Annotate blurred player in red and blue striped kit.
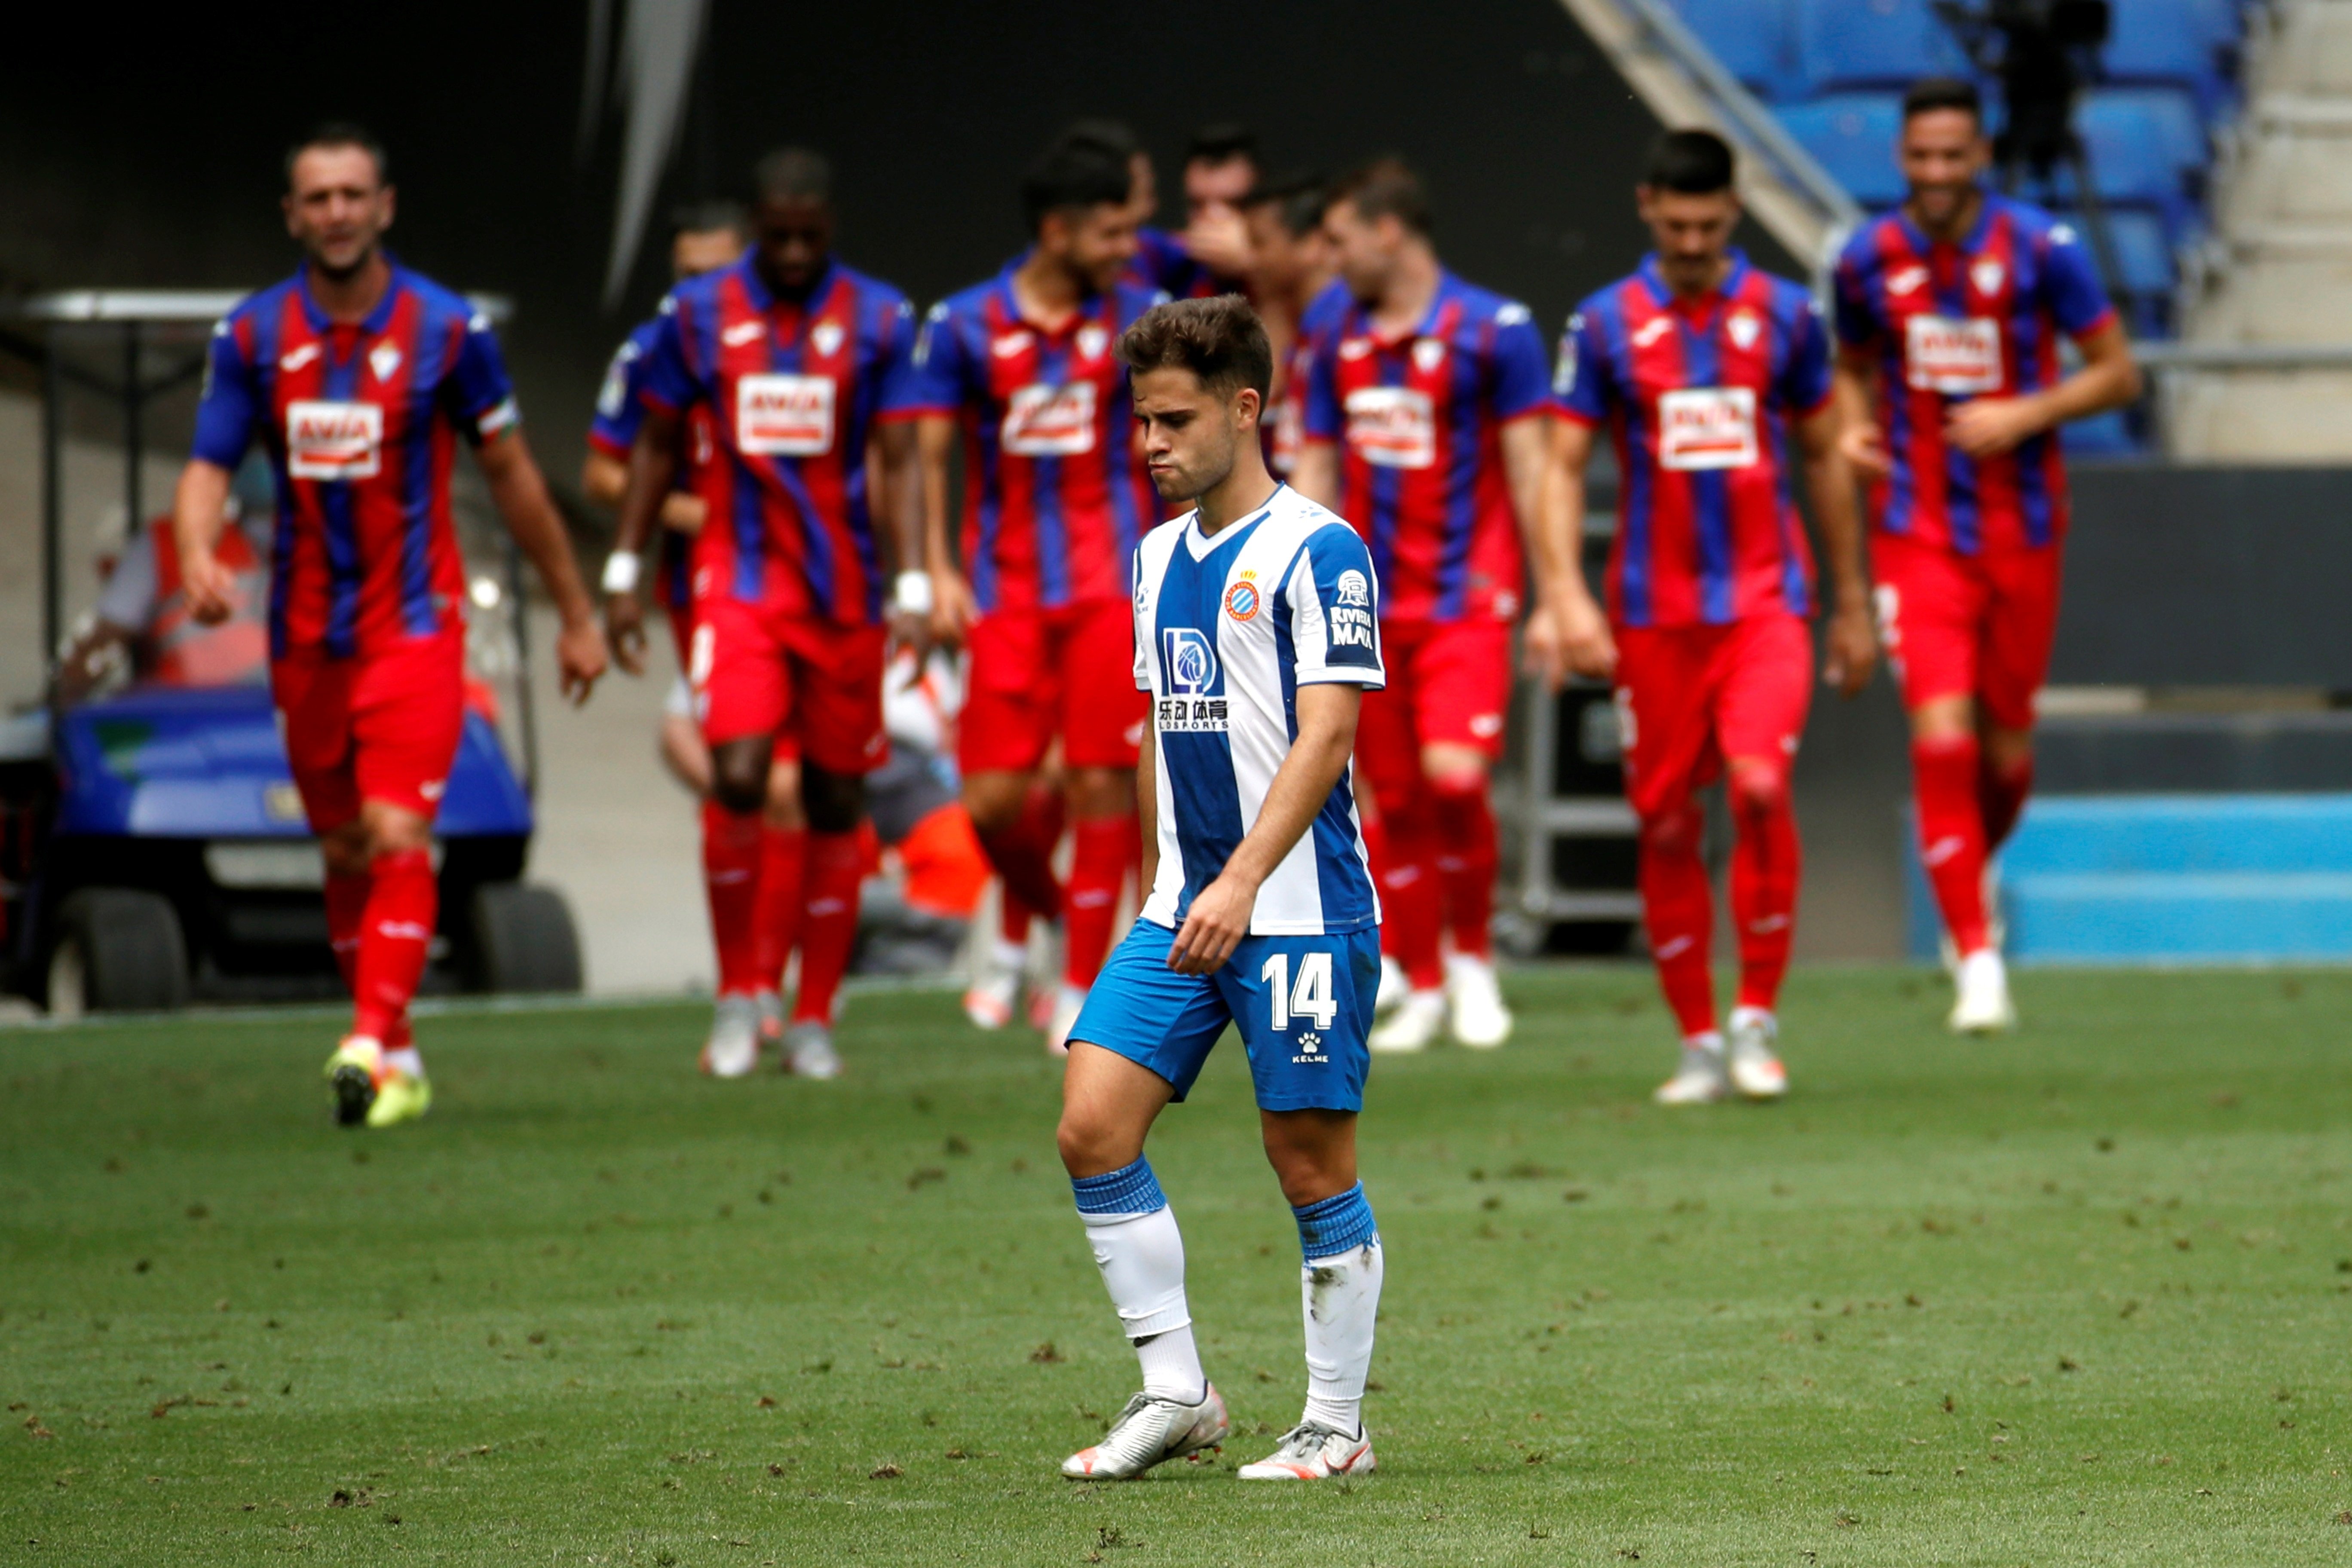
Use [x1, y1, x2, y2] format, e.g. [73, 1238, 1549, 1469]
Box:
[1550, 129, 1876, 1104]
[172, 123, 609, 1127]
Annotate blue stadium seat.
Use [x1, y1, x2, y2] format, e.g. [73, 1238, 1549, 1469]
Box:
[1793, 0, 1965, 96]
[1777, 93, 1908, 208]
[2058, 206, 2177, 306]
[2102, 0, 2239, 120]
[2027, 91, 2205, 243]
[1665, 0, 1800, 101]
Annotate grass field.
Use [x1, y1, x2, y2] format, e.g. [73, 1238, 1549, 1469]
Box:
[3, 966, 2349, 1566]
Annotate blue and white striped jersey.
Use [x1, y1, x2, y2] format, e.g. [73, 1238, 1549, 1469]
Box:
[1132, 484, 1386, 936]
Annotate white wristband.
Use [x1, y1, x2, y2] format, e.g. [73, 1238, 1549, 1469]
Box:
[601, 550, 642, 596]
[892, 570, 935, 617]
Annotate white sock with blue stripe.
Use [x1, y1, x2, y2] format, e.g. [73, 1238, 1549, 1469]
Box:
[1293, 1182, 1383, 1436]
[1073, 1158, 1204, 1403]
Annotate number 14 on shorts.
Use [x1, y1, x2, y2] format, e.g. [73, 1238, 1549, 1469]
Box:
[1263, 951, 1340, 1035]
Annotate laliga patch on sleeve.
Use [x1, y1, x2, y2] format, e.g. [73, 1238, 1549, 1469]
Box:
[1904, 315, 2003, 395]
[285, 400, 383, 480]
[735, 373, 836, 456]
[1000, 382, 1098, 456]
[1341, 386, 1436, 469]
[1656, 387, 1759, 472]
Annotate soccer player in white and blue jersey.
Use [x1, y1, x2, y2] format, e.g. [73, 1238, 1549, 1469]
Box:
[1054, 296, 1387, 1483]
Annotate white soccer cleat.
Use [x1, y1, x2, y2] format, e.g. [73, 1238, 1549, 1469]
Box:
[698, 995, 761, 1079]
[1443, 953, 1512, 1049]
[1045, 983, 1086, 1057]
[962, 970, 1019, 1031]
[781, 1020, 843, 1079]
[1373, 954, 1409, 1015]
[1654, 1036, 1730, 1106]
[1725, 1007, 1788, 1100]
[1060, 1385, 1230, 1480]
[1236, 1420, 1376, 1480]
[1368, 989, 1445, 1054]
[1948, 949, 2016, 1035]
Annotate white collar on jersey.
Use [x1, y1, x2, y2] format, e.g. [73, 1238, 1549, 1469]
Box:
[1182, 483, 1289, 560]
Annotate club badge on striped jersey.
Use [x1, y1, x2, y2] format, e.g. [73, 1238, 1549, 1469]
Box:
[1224, 579, 1261, 622]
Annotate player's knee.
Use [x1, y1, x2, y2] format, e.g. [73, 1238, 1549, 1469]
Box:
[1366, 774, 1422, 826]
[1727, 763, 1789, 824]
[961, 772, 1029, 836]
[1066, 767, 1131, 821]
[361, 805, 430, 859]
[1424, 769, 1486, 812]
[319, 824, 371, 877]
[1055, 1105, 1132, 1179]
[1641, 802, 1704, 858]
[802, 766, 864, 836]
[709, 739, 770, 815]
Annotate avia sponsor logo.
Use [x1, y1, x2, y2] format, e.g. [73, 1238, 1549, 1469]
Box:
[810, 320, 845, 358]
[368, 340, 402, 383]
[1904, 314, 2003, 395]
[1001, 382, 1096, 456]
[1224, 579, 1262, 622]
[1341, 386, 1435, 470]
[285, 399, 383, 481]
[1162, 627, 1219, 695]
[1656, 386, 1759, 472]
[735, 372, 836, 456]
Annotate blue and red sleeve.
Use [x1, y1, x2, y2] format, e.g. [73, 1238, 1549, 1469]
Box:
[444, 310, 520, 442]
[1550, 301, 1612, 427]
[587, 330, 654, 459]
[872, 292, 931, 420]
[1780, 295, 1835, 416]
[190, 315, 259, 469]
[1488, 304, 1553, 423]
[637, 294, 701, 415]
[1302, 327, 1344, 442]
[1831, 241, 1879, 352]
[2041, 219, 2116, 340]
[899, 300, 974, 418]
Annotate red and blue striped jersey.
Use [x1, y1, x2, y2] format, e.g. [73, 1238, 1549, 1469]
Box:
[639, 254, 922, 625]
[902, 259, 1167, 613]
[1833, 193, 2114, 555]
[1554, 252, 1829, 629]
[1302, 270, 1551, 624]
[1130, 225, 1220, 300]
[190, 263, 516, 659]
[589, 316, 714, 615]
[1269, 279, 1350, 480]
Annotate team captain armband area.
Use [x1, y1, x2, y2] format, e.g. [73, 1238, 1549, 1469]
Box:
[3, 968, 2343, 1562]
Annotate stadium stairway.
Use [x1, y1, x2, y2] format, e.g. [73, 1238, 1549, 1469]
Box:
[2179, 0, 2352, 458]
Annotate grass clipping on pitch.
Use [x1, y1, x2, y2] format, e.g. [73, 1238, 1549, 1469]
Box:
[1, 968, 2349, 1565]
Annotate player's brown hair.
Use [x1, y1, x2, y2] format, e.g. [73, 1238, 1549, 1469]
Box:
[1903, 75, 1984, 128]
[285, 122, 387, 189]
[1118, 295, 1273, 404]
[1330, 156, 1433, 239]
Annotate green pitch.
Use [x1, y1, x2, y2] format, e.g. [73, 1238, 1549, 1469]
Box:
[3, 968, 2348, 1565]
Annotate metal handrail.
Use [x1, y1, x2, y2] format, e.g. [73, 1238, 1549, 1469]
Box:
[1615, 0, 1866, 234]
[2132, 342, 2352, 371]
[2, 290, 514, 324]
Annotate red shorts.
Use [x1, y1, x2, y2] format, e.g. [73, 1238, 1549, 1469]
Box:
[271, 630, 466, 832]
[1872, 532, 2063, 732]
[1354, 616, 1514, 800]
[959, 597, 1148, 774]
[1614, 614, 1812, 820]
[690, 596, 886, 775]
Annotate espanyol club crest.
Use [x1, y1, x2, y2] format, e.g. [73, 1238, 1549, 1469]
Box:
[1077, 323, 1109, 361]
[1971, 258, 2006, 297]
[368, 341, 402, 383]
[1411, 337, 1445, 373]
[810, 320, 844, 358]
[1224, 579, 1261, 622]
[1727, 310, 1761, 351]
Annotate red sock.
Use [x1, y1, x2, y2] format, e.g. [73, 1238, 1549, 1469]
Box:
[701, 799, 766, 997]
[1430, 779, 1498, 961]
[325, 870, 368, 995]
[1064, 813, 1136, 990]
[1638, 802, 1716, 1037]
[352, 848, 435, 1043]
[1980, 751, 2034, 854]
[754, 825, 807, 994]
[1377, 791, 1445, 991]
[790, 830, 865, 1026]
[1913, 735, 1991, 955]
[1727, 765, 1801, 1014]
[976, 787, 1064, 924]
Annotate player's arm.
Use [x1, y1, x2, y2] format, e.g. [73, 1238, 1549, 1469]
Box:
[913, 414, 974, 643]
[1289, 441, 1339, 512]
[1831, 347, 1890, 481]
[876, 419, 928, 652]
[476, 428, 609, 704]
[1503, 414, 1577, 691]
[582, 445, 704, 533]
[1945, 317, 2142, 459]
[1545, 415, 1616, 682]
[604, 404, 683, 677]
[1167, 682, 1360, 976]
[1794, 402, 1877, 698]
[170, 462, 238, 625]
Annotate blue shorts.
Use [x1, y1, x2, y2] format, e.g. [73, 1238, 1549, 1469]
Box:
[1070, 919, 1381, 1113]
